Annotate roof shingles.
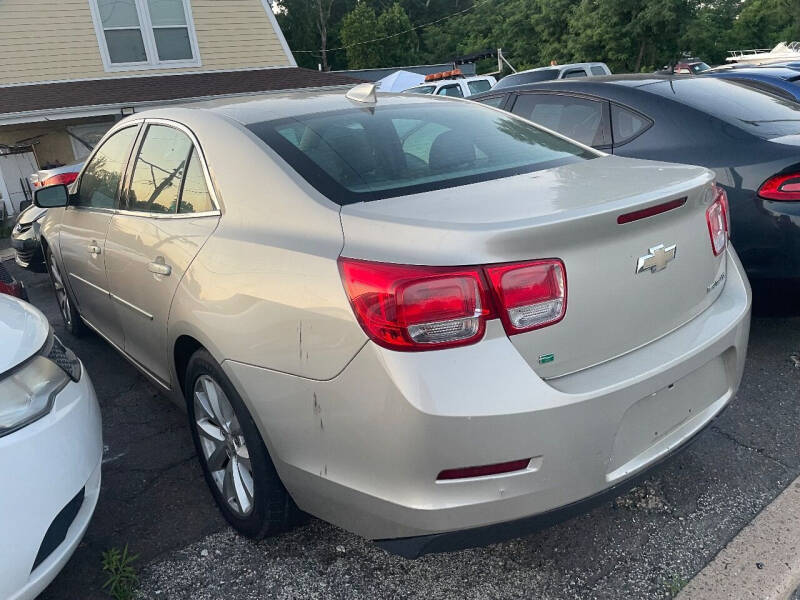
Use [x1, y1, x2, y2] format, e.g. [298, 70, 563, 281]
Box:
[0, 68, 361, 116]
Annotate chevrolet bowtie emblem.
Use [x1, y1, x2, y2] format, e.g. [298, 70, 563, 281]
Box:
[636, 243, 677, 274]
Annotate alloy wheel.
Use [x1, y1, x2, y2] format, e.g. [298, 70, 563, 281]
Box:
[49, 253, 72, 328]
[193, 374, 255, 517]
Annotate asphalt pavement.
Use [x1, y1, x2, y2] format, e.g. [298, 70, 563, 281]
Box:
[7, 261, 800, 600]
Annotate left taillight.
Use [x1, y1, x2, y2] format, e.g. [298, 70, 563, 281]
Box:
[758, 172, 800, 201]
[337, 259, 493, 351]
[706, 183, 729, 257]
[338, 257, 567, 351]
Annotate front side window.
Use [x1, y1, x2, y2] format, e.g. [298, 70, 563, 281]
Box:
[512, 94, 611, 147]
[475, 95, 506, 108]
[247, 101, 597, 204]
[76, 126, 139, 209]
[91, 0, 199, 69]
[437, 85, 464, 98]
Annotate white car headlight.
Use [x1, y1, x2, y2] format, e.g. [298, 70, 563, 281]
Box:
[0, 331, 81, 437]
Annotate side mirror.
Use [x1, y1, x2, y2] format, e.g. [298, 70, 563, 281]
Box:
[34, 184, 69, 208]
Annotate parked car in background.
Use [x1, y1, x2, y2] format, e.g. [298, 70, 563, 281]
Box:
[34, 87, 750, 557]
[673, 60, 711, 74]
[30, 162, 83, 190]
[492, 62, 612, 90]
[0, 260, 26, 299]
[11, 204, 48, 272]
[472, 75, 800, 280]
[403, 69, 496, 97]
[12, 162, 83, 272]
[703, 66, 800, 101]
[0, 294, 102, 600]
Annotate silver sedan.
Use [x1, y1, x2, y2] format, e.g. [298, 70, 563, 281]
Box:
[34, 86, 751, 557]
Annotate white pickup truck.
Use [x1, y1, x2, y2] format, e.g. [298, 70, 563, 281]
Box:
[403, 69, 497, 98]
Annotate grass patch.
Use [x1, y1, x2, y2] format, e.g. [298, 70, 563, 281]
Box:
[101, 545, 139, 600]
[663, 573, 689, 597]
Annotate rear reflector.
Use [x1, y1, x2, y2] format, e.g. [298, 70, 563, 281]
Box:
[758, 172, 800, 201]
[617, 197, 686, 224]
[437, 458, 531, 481]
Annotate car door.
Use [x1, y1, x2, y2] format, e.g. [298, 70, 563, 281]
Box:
[104, 121, 220, 385]
[58, 124, 140, 346]
[509, 92, 612, 151]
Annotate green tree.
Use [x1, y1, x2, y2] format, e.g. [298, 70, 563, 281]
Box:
[341, 3, 382, 68]
[377, 3, 419, 66]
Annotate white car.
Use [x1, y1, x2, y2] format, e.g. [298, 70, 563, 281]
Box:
[403, 72, 497, 97]
[492, 62, 612, 89]
[0, 295, 102, 600]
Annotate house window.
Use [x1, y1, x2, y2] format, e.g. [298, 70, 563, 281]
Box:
[89, 0, 200, 70]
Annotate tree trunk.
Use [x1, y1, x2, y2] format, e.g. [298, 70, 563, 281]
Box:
[634, 40, 646, 72]
[317, 1, 329, 71]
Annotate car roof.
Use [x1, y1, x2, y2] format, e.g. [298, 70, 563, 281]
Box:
[478, 73, 686, 95]
[513, 62, 606, 75]
[147, 88, 452, 125]
[709, 66, 800, 80]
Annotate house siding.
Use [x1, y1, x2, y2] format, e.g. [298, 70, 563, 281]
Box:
[0, 0, 292, 86]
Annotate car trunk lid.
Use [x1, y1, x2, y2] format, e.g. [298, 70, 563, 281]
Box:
[339, 156, 723, 378]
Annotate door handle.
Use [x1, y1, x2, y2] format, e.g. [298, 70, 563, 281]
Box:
[148, 259, 172, 276]
[88, 244, 101, 255]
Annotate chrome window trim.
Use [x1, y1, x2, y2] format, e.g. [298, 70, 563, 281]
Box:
[123, 118, 222, 218]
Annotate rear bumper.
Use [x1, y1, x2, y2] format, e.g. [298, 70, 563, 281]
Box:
[224, 246, 751, 545]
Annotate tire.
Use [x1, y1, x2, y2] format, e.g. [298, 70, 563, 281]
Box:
[45, 247, 86, 337]
[185, 349, 298, 538]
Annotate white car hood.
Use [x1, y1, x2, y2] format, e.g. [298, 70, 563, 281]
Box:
[0, 295, 49, 374]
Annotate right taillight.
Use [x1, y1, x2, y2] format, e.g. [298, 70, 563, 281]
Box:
[706, 184, 729, 257]
[758, 172, 800, 201]
[338, 257, 566, 351]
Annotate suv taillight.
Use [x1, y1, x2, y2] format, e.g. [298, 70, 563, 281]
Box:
[706, 184, 729, 257]
[338, 257, 567, 351]
[758, 172, 800, 201]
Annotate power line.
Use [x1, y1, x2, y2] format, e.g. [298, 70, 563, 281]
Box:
[291, 0, 497, 54]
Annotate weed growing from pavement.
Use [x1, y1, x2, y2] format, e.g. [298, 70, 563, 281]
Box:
[663, 573, 689, 597]
[101, 544, 139, 600]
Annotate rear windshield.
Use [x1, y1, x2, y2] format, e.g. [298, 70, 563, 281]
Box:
[647, 78, 800, 138]
[247, 102, 595, 204]
[494, 69, 560, 89]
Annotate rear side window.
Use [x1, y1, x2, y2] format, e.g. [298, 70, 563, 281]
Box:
[127, 125, 192, 213]
[437, 84, 464, 98]
[590, 66, 607, 76]
[562, 69, 588, 79]
[247, 102, 596, 204]
[76, 126, 138, 209]
[467, 80, 492, 95]
[725, 78, 796, 102]
[179, 150, 214, 214]
[610, 104, 652, 145]
[511, 94, 611, 147]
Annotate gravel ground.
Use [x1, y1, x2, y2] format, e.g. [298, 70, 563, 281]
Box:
[9, 259, 800, 600]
